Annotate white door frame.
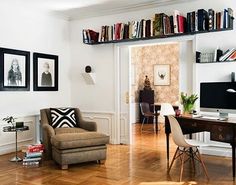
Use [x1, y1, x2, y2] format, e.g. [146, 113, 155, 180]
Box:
[113, 36, 196, 145]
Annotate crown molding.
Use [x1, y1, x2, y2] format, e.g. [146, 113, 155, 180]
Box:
[57, 0, 195, 21]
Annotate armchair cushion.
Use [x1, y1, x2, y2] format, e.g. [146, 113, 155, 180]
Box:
[51, 132, 109, 150]
[54, 127, 86, 135]
[50, 108, 77, 128]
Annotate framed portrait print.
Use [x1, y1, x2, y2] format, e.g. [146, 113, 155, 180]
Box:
[33, 53, 58, 91]
[0, 48, 30, 91]
[154, 64, 170, 86]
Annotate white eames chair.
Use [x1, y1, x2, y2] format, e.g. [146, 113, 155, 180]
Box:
[167, 115, 209, 182]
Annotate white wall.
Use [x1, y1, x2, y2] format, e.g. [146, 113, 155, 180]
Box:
[70, 0, 236, 113]
[0, 3, 71, 117]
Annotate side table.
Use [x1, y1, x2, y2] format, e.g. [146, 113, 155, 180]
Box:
[3, 126, 29, 162]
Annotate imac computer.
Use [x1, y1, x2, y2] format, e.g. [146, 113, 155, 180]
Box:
[200, 82, 236, 120]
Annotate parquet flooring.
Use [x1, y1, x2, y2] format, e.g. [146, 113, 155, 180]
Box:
[0, 123, 234, 185]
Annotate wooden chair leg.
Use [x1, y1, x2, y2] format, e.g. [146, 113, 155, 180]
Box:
[190, 147, 196, 173]
[196, 148, 209, 180]
[179, 149, 185, 182]
[168, 147, 179, 172]
[141, 118, 146, 132]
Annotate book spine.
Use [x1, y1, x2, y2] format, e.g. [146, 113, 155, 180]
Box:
[169, 16, 174, 34]
[173, 10, 180, 33]
[228, 8, 234, 28]
[186, 13, 191, 33]
[220, 11, 224, 29]
[154, 13, 164, 36]
[192, 11, 196, 32]
[208, 9, 215, 31]
[223, 9, 228, 29]
[195, 12, 198, 31]
[197, 9, 203, 31]
[145, 20, 151, 37]
[143, 20, 146, 38]
[150, 18, 154, 37]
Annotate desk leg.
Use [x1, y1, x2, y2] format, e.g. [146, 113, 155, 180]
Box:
[166, 133, 170, 167]
[155, 113, 158, 134]
[232, 143, 235, 180]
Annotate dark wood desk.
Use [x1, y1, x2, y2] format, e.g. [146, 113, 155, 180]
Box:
[165, 116, 236, 179]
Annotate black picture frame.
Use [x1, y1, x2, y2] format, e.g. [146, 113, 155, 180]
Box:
[33, 53, 58, 91]
[0, 48, 30, 91]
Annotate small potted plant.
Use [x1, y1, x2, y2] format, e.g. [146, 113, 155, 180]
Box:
[180, 92, 198, 115]
[3, 116, 16, 127]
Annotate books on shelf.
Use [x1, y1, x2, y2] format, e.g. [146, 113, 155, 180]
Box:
[219, 48, 236, 61]
[83, 7, 234, 44]
[22, 144, 44, 167]
[82, 29, 99, 43]
[197, 48, 236, 63]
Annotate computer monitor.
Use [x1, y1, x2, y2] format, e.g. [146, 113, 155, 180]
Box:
[200, 82, 236, 118]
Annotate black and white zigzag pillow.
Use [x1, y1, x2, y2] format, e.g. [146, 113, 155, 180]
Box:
[50, 108, 77, 128]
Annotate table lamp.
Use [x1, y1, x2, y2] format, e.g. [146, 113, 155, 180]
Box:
[160, 103, 175, 116]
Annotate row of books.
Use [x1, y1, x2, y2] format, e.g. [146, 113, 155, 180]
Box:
[197, 48, 236, 63]
[83, 8, 234, 44]
[22, 144, 44, 167]
[99, 20, 153, 42]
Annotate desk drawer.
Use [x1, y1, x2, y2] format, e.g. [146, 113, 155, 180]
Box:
[210, 125, 233, 142]
[178, 119, 206, 134]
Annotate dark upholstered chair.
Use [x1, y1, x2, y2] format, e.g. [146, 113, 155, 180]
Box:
[40, 108, 109, 169]
[140, 102, 157, 132]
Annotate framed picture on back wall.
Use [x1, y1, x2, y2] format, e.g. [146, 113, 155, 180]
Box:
[33, 53, 58, 91]
[0, 48, 30, 91]
[154, 64, 170, 86]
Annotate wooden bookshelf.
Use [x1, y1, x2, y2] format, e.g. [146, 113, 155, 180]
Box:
[84, 27, 233, 45]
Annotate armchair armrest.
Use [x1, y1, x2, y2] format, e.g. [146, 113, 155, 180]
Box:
[42, 124, 55, 137]
[41, 124, 55, 160]
[79, 120, 97, 132]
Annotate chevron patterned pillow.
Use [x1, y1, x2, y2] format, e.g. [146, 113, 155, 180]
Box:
[50, 108, 77, 128]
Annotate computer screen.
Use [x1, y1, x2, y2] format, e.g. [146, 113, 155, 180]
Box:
[200, 82, 236, 112]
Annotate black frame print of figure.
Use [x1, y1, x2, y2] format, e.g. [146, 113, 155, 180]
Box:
[33, 53, 58, 91]
[0, 48, 30, 91]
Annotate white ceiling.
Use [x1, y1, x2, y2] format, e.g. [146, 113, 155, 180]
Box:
[9, 0, 196, 20]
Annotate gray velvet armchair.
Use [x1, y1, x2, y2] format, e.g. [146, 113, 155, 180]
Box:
[40, 108, 109, 169]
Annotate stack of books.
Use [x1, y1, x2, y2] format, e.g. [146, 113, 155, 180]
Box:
[83, 7, 234, 44]
[219, 48, 236, 62]
[22, 144, 44, 167]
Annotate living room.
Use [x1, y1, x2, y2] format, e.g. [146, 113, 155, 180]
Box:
[0, 0, 236, 184]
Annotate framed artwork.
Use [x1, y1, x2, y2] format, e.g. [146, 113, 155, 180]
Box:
[154, 64, 170, 86]
[0, 48, 30, 91]
[33, 53, 58, 91]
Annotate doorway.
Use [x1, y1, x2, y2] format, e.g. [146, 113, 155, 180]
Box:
[115, 38, 195, 145]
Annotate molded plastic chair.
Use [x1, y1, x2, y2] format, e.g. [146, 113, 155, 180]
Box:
[167, 115, 209, 182]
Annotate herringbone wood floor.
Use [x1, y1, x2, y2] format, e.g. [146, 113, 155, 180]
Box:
[0, 124, 234, 185]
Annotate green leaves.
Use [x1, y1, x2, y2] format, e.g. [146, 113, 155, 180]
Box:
[181, 92, 198, 114]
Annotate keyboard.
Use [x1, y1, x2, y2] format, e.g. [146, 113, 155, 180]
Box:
[201, 116, 219, 120]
